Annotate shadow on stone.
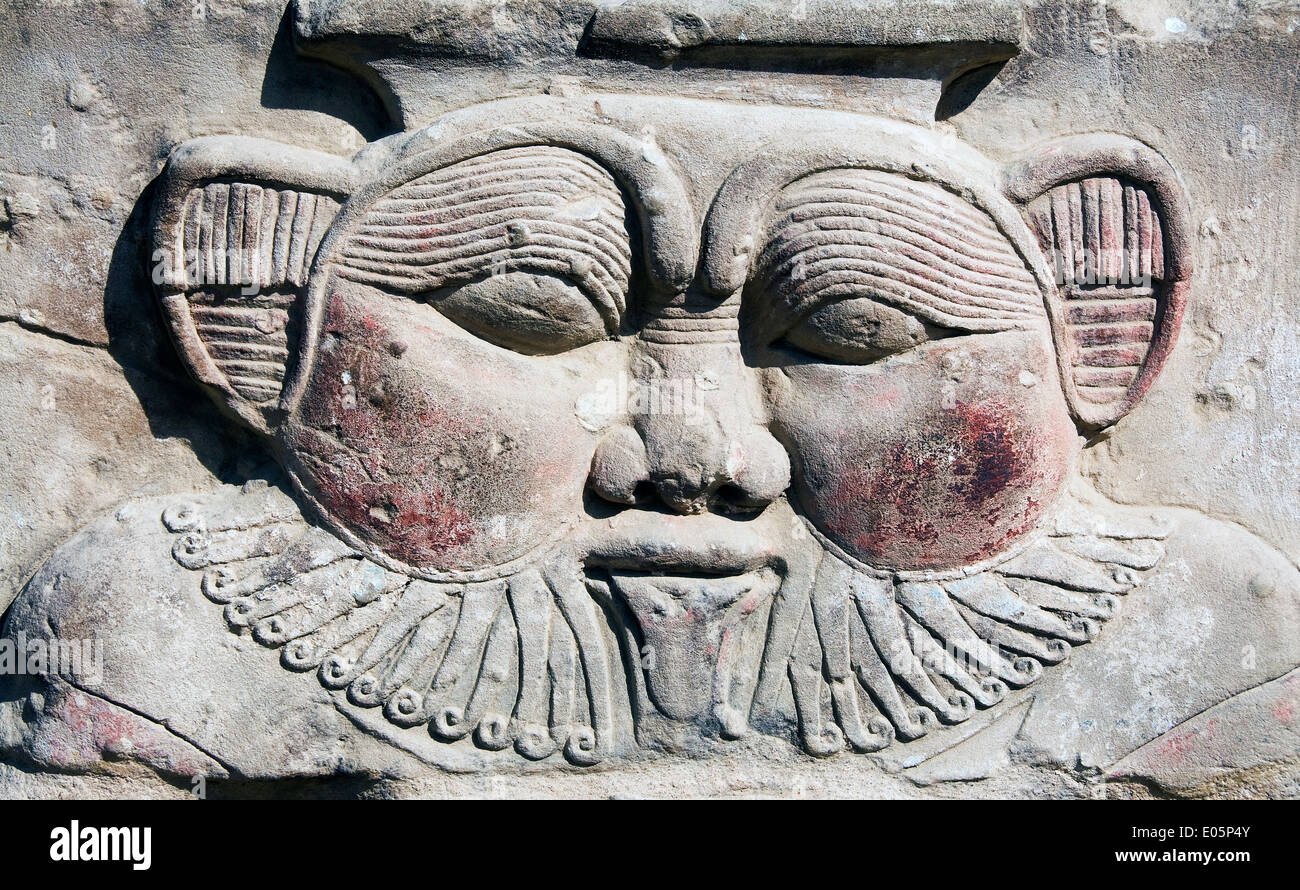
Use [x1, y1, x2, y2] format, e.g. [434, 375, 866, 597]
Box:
[260, 6, 397, 143]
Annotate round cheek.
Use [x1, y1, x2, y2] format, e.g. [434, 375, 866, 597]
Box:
[279, 287, 596, 574]
[775, 332, 1077, 572]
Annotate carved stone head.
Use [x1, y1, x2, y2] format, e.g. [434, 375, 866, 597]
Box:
[147, 0, 1192, 762]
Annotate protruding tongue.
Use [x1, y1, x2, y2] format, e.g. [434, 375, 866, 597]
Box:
[605, 570, 770, 720]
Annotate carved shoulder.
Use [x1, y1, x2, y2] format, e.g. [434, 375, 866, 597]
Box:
[0, 485, 424, 785]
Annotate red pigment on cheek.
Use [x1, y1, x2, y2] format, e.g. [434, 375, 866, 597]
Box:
[290, 293, 481, 564]
[294, 288, 594, 570]
[824, 401, 1053, 569]
[337, 482, 475, 558]
[286, 421, 479, 566]
[948, 403, 1033, 510]
[316, 295, 476, 448]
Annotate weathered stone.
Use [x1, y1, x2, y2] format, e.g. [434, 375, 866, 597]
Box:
[1, 0, 1297, 799]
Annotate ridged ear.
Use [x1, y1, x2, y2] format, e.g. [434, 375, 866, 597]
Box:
[1004, 135, 1192, 430]
[151, 137, 356, 433]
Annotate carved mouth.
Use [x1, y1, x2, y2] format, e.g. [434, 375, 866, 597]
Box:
[586, 565, 780, 724]
[576, 509, 789, 725]
[576, 507, 783, 575]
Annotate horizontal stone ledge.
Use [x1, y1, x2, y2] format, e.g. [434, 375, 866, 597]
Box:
[293, 0, 1024, 59]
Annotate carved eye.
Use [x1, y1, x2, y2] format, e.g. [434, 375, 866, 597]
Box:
[779, 296, 951, 364]
[428, 271, 611, 355]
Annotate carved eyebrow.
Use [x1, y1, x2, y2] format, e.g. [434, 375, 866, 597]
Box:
[755, 169, 1045, 333]
[335, 146, 633, 327]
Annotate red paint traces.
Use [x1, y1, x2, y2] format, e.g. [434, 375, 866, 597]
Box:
[1155, 729, 1198, 765]
[821, 400, 1061, 570]
[284, 286, 601, 573]
[285, 293, 489, 566]
[39, 686, 211, 777]
[948, 403, 1031, 508]
[1274, 700, 1295, 726]
[285, 417, 479, 568]
[348, 485, 475, 559]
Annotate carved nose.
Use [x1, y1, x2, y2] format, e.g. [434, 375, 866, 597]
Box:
[646, 419, 790, 514]
[589, 422, 789, 514]
[587, 342, 791, 515]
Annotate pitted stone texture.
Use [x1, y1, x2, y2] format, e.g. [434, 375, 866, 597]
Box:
[2, 0, 1299, 798]
[2, 491, 428, 783]
[0, 323, 231, 610]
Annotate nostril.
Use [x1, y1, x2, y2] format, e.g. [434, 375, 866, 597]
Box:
[631, 480, 658, 505]
[714, 483, 748, 512]
[712, 482, 767, 514]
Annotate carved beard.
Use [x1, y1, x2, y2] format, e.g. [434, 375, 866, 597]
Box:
[164, 482, 1168, 765]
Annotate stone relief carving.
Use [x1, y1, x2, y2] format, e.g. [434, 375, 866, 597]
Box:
[3, 0, 1298, 795]
[142, 104, 1194, 765]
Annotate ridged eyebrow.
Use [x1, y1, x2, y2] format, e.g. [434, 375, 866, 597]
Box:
[335, 146, 633, 327]
[755, 169, 1045, 332]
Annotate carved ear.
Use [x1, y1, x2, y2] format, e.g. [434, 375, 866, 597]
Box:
[1005, 135, 1192, 430]
[151, 137, 356, 433]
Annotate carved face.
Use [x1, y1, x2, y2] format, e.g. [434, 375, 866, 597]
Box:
[153, 96, 1188, 759]
[283, 164, 1081, 576]
[263, 104, 1089, 581]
